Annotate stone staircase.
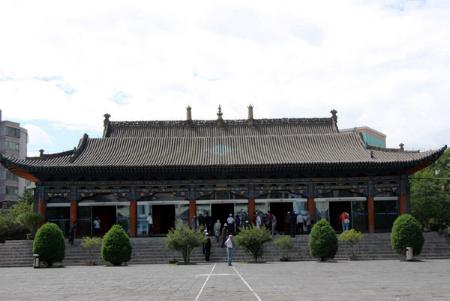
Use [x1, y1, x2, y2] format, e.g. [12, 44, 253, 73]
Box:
[1, 233, 449, 267]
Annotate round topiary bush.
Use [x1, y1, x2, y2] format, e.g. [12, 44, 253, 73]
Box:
[391, 214, 424, 256]
[309, 219, 338, 261]
[32, 223, 65, 267]
[101, 225, 132, 266]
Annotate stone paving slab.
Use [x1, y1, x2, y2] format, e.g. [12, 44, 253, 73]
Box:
[1, 260, 450, 300]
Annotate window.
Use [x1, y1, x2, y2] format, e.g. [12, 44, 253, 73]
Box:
[6, 171, 18, 181]
[5, 141, 19, 151]
[5, 186, 18, 195]
[5, 127, 20, 138]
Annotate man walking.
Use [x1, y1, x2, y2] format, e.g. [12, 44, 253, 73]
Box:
[225, 234, 233, 266]
[147, 213, 153, 236]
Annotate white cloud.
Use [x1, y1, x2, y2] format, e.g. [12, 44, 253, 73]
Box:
[0, 0, 449, 150]
[22, 124, 53, 147]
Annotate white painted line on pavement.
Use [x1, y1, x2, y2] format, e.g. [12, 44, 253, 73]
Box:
[194, 263, 216, 301]
[232, 266, 262, 301]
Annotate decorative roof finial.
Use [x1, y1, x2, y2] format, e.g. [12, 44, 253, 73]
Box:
[104, 113, 111, 127]
[186, 106, 192, 122]
[39, 149, 44, 157]
[330, 109, 338, 123]
[248, 104, 254, 121]
[217, 105, 223, 121]
[399, 143, 404, 151]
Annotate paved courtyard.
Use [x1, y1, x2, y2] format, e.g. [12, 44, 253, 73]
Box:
[1, 260, 450, 301]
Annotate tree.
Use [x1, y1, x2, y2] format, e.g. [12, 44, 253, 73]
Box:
[165, 221, 204, 264]
[32, 223, 65, 267]
[339, 229, 364, 260]
[391, 214, 424, 257]
[411, 148, 450, 230]
[274, 235, 294, 261]
[234, 226, 272, 262]
[309, 219, 338, 261]
[81, 236, 102, 265]
[101, 225, 132, 266]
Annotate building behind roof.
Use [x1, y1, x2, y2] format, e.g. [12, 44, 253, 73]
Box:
[342, 126, 386, 148]
[0, 106, 446, 236]
[0, 110, 28, 209]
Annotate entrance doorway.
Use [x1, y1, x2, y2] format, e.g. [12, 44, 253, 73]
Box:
[211, 203, 234, 226]
[152, 205, 175, 235]
[92, 206, 117, 235]
[329, 201, 351, 232]
[270, 202, 293, 234]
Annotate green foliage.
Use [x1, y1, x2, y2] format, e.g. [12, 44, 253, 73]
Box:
[391, 214, 424, 256]
[274, 235, 294, 250]
[32, 223, 65, 267]
[17, 212, 42, 232]
[309, 219, 338, 261]
[0, 190, 36, 241]
[274, 235, 294, 261]
[81, 236, 102, 265]
[234, 226, 272, 262]
[339, 229, 364, 259]
[411, 148, 450, 230]
[166, 221, 204, 263]
[101, 225, 132, 266]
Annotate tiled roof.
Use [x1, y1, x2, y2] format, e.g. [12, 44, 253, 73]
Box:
[105, 118, 337, 138]
[1, 131, 445, 171]
[0, 113, 446, 180]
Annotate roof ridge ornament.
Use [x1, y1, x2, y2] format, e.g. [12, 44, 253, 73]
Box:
[39, 149, 44, 157]
[217, 105, 224, 127]
[186, 106, 192, 122]
[330, 109, 338, 124]
[247, 104, 254, 125]
[104, 113, 111, 127]
[399, 143, 404, 151]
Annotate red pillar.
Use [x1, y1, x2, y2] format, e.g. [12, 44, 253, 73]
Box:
[189, 199, 197, 227]
[248, 197, 256, 224]
[307, 196, 316, 221]
[367, 196, 375, 233]
[70, 200, 78, 225]
[37, 199, 46, 228]
[399, 194, 407, 215]
[129, 200, 137, 237]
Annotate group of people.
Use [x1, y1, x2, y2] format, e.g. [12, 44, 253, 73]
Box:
[202, 229, 234, 266]
[286, 211, 312, 237]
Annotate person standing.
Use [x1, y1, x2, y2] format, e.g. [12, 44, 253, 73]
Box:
[68, 221, 77, 246]
[305, 211, 312, 234]
[288, 211, 296, 237]
[256, 213, 262, 229]
[225, 234, 233, 266]
[191, 215, 198, 230]
[271, 214, 277, 236]
[226, 214, 235, 234]
[147, 213, 153, 236]
[203, 231, 211, 262]
[93, 216, 101, 236]
[297, 212, 304, 234]
[340, 211, 350, 231]
[213, 219, 221, 243]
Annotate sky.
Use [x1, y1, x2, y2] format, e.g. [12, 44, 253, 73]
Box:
[0, 0, 449, 156]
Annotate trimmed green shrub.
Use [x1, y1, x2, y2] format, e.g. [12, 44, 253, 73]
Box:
[339, 229, 364, 260]
[234, 226, 272, 262]
[166, 221, 204, 264]
[274, 235, 294, 261]
[81, 236, 102, 265]
[101, 225, 132, 266]
[309, 219, 338, 261]
[391, 214, 424, 256]
[32, 223, 65, 267]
